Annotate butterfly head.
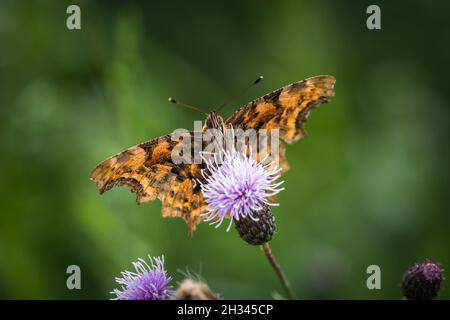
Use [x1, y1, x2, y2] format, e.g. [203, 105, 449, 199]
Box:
[204, 111, 225, 131]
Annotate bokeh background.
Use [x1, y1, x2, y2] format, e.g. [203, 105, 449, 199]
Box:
[0, 0, 449, 299]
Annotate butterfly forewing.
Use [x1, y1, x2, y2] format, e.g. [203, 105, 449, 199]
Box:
[226, 75, 335, 143]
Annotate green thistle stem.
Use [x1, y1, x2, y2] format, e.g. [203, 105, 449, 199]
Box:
[261, 242, 297, 300]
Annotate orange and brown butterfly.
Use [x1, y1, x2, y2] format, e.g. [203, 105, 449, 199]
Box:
[89, 75, 336, 236]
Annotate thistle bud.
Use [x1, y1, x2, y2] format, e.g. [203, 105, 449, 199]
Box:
[402, 259, 444, 300]
[235, 204, 276, 245]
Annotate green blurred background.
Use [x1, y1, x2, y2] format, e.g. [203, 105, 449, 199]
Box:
[0, 0, 449, 299]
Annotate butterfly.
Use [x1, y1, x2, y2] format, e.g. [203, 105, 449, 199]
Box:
[89, 75, 335, 235]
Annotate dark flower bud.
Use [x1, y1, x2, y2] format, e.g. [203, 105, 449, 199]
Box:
[402, 259, 444, 300]
[235, 204, 276, 245]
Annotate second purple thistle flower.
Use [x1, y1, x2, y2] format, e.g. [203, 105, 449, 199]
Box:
[111, 255, 172, 300]
[199, 146, 285, 231]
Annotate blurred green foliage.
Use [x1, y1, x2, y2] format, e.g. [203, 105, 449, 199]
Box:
[0, 0, 449, 299]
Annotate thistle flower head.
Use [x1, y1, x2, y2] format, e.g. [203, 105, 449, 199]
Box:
[111, 255, 172, 300]
[199, 144, 284, 231]
[402, 259, 444, 300]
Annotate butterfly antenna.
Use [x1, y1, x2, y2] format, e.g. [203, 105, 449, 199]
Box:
[168, 97, 205, 114]
[216, 75, 263, 113]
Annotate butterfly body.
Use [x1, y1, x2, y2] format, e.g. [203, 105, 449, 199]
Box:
[90, 75, 335, 235]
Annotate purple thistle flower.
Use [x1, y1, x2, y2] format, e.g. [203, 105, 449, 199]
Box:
[199, 145, 284, 231]
[402, 259, 444, 300]
[111, 255, 172, 300]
